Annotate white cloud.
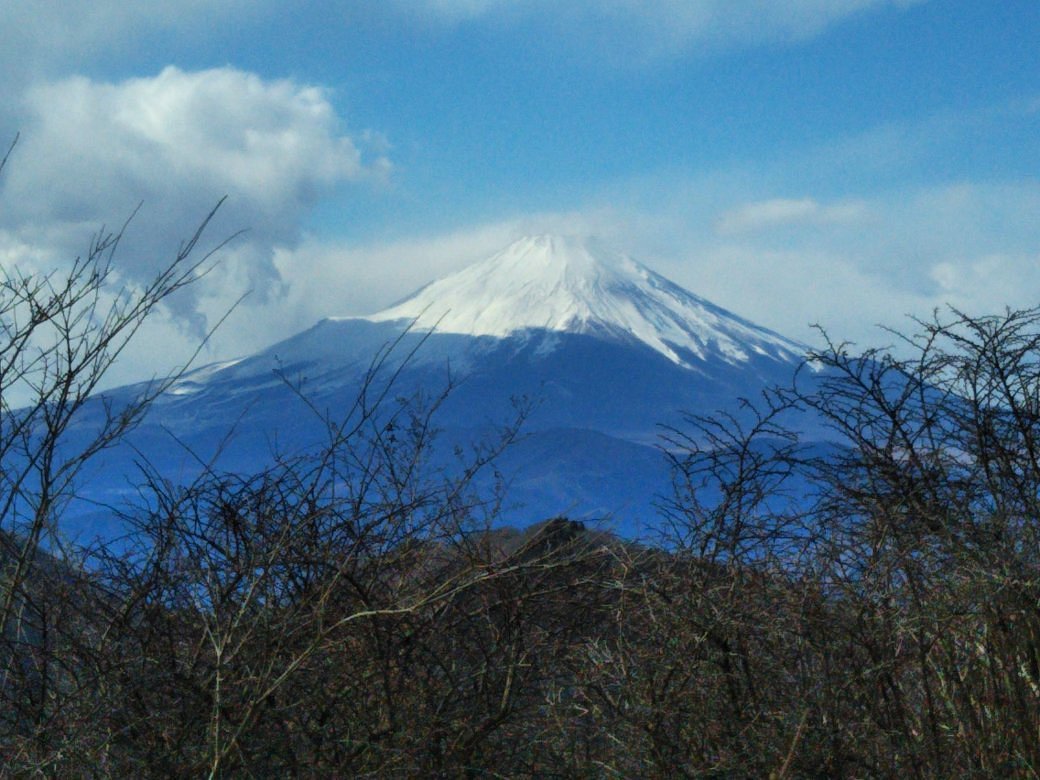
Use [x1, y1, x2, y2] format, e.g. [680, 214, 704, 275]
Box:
[0, 67, 386, 322]
[201, 206, 647, 360]
[0, 66, 389, 388]
[0, 2, 269, 73]
[715, 197, 868, 235]
[273, 224, 523, 330]
[391, 0, 925, 53]
[927, 252, 1040, 315]
[683, 182, 1040, 347]
[688, 245, 934, 346]
[15, 172, 1030, 392]
[0, 3, 276, 122]
[310, 179, 1035, 356]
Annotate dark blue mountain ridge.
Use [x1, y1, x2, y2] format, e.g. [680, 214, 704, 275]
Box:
[62, 235, 819, 537]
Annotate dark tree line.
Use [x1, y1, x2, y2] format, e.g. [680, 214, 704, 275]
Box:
[3, 169, 1040, 774]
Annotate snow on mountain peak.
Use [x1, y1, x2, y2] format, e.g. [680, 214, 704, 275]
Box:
[357, 234, 804, 366]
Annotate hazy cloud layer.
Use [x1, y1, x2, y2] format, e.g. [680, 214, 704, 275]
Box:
[10, 174, 1033, 392]
[284, 180, 1039, 356]
[671, 183, 1040, 346]
[715, 198, 869, 236]
[393, 0, 924, 53]
[0, 1, 1027, 392]
[0, 2, 267, 74]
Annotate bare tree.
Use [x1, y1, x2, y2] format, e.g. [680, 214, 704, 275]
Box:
[623, 306, 1040, 777]
[12, 126, 1040, 776]
[0, 136, 234, 772]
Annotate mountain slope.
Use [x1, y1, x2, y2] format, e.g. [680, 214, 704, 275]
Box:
[66, 235, 812, 535]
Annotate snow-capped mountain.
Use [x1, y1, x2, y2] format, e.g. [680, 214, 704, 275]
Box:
[365, 234, 802, 367]
[67, 235, 812, 536]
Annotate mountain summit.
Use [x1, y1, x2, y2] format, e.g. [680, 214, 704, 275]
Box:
[362, 235, 803, 368]
[68, 235, 817, 533]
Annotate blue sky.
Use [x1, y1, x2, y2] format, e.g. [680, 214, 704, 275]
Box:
[0, 1, 1038, 384]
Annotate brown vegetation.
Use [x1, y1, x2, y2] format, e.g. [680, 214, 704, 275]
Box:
[3, 180, 1040, 775]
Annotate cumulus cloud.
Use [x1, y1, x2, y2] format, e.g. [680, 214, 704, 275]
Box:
[0, 2, 274, 117]
[0, 66, 387, 327]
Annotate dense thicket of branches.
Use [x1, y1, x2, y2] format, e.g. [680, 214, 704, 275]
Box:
[3, 179, 1040, 774]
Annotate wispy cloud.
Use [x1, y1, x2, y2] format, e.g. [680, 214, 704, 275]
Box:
[688, 181, 1040, 345]
[389, 0, 926, 54]
[0, 2, 270, 75]
[307, 177, 1038, 355]
[715, 197, 868, 235]
[21, 171, 1031, 391]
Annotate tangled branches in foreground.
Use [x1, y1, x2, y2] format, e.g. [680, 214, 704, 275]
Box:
[4, 182, 1040, 774]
